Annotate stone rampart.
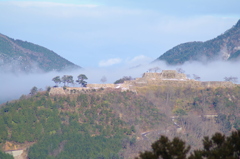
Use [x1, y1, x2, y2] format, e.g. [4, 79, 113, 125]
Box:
[64, 87, 92, 94]
[125, 71, 236, 89]
[49, 83, 131, 95]
[87, 83, 115, 88]
[142, 70, 188, 81]
[160, 70, 187, 79]
[201, 81, 235, 88]
[49, 87, 66, 95]
[126, 79, 200, 88]
[49, 71, 237, 96]
[49, 87, 92, 95]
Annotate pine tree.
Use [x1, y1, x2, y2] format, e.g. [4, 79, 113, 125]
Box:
[136, 136, 190, 159]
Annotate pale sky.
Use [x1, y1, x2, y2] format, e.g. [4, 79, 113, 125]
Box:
[0, 0, 239, 68]
[1, 0, 240, 103]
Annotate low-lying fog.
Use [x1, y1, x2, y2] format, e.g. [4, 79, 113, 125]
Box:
[1, 60, 240, 104]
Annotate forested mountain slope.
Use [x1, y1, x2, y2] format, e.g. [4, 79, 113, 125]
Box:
[0, 33, 80, 73]
[0, 89, 168, 158]
[1, 85, 240, 158]
[155, 19, 240, 64]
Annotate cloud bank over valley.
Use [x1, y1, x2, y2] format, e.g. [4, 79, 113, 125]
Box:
[1, 0, 240, 103]
[1, 59, 240, 104]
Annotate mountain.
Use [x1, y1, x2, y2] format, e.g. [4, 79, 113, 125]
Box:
[0, 89, 167, 158]
[1, 81, 240, 158]
[155, 19, 240, 64]
[0, 33, 80, 73]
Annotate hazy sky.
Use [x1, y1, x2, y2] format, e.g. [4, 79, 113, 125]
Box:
[1, 0, 240, 103]
[0, 0, 239, 68]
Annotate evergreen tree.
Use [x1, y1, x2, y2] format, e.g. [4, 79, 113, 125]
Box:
[76, 74, 88, 87]
[136, 136, 190, 159]
[61, 75, 68, 86]
[189, 130, 240, 159]
[52, 76, 61, 86]
[137, 130, 240, 159]
[30, 86, 38, 96]
[66, 75, 74, 86]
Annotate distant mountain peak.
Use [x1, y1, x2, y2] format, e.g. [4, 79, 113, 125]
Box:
[155, 19, 240, 64]
[235, 19, 240, 28]
[0, 33, 81, 73]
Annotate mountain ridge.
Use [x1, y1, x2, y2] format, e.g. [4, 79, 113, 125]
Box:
[155, 19, 240, 64]
[0, 33, 81, 73]
[1, 77, 240, 158]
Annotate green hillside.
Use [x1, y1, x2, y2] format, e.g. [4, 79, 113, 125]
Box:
[155, 19, 240, 64]
[0, 89, 167, 158]
[0, 84, 240, 158]
[0, 33, 80, 73]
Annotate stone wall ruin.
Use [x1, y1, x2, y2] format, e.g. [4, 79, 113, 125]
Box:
[49, 70, 237, 95]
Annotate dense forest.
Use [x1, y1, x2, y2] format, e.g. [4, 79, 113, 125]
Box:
[0, 88, 167, 158]
[1, 85, 240, 158]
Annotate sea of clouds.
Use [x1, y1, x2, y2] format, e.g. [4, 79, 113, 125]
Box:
[1, 59, 240, 104]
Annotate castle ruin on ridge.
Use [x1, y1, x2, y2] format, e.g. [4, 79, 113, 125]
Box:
[49, 70, 236, 95]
